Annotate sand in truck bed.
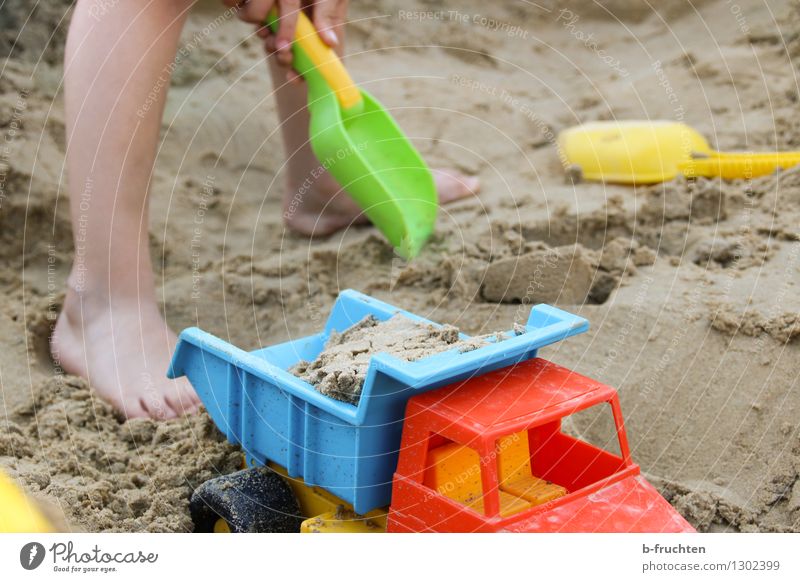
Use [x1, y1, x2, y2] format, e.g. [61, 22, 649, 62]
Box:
[290, 314, 490, 404]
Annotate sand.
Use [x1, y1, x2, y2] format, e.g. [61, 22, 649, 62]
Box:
[291, 314, 488, 404]
[0, 376, 241, 532]
[1, 0, 800, 532]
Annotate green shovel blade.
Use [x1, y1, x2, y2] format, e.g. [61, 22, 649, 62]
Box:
[306, 87, 437, 258]
[268, 12, 437, 258]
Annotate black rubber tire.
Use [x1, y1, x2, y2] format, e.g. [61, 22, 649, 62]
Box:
[190, 467, 304, 533]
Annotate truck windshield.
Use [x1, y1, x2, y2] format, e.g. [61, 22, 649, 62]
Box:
[422, 402, 629, 518]
[493, 402, 629, 516]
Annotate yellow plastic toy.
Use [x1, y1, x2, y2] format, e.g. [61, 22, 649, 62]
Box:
[0, 470, 53, 533]
[558, 120, 800, 184]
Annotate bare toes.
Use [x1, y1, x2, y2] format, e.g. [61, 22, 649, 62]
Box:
[121, 398, 151, 419]
[166, 387, 201, 418]
[142, 396, 178, 421]
[433, 169, 481, 204]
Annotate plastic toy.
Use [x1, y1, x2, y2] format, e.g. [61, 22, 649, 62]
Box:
[170, 290, 693, 533]
[266, 11, 437, 258]
[558, 120, 800, 184]
[0, 470, 53, 533]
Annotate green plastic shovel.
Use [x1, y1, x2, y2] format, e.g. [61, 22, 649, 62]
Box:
[267, 11, 437, 258]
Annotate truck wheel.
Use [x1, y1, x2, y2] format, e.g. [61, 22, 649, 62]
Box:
[190, 467, 303, 533]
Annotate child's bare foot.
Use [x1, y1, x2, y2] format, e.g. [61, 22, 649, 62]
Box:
[51, 286, 200, 420]
[283, 168, 480, 236]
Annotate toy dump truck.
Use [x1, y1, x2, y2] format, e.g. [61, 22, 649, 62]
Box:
[169, 290, 693, 533]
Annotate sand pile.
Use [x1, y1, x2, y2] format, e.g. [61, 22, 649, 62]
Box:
[0, 375, 240, 532]
[2, 0, 800, 532]
[291, 314, 488, 404]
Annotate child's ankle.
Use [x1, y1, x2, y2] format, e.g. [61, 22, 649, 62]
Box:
[62, 277, 155, 318]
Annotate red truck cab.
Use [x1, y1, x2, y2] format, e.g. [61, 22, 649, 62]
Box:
[388, 357, 694, 532]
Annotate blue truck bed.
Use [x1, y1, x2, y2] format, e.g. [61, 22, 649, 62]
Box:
[168, 290, 588, 514]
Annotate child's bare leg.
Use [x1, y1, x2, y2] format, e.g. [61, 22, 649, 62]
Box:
[267, 27, 480, 236]
[52, 0, 200, 419]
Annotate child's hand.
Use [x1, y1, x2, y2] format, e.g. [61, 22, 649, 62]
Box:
[225, 0, 347, 74]
[224, 0, 300, 66]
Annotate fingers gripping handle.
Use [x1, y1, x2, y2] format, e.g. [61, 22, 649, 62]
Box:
[267, 9, 363, 113]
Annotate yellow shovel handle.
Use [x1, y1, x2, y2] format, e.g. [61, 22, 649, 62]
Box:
[679, 152, 800, 180]
[293, 11, 362, 111]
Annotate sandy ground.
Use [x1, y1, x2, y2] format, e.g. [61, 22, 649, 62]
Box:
[1, 0, 799, 532]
